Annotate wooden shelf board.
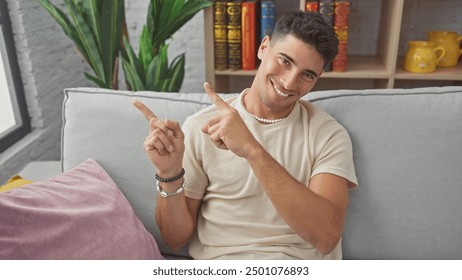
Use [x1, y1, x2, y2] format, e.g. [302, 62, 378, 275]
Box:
[321, 56, 390, 79]
[214, 56, 390, 79]
[215, 70, 257, 76]
[395, 59, 462, 81]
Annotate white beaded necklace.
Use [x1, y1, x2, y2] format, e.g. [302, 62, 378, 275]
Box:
[241, 91, 286, 124]
[245, 110, 285, 124]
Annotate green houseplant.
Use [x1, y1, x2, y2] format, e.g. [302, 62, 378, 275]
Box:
[38, 0, 212, 91]
[38, 0, 125, 89]
[120, 0, 212, 91]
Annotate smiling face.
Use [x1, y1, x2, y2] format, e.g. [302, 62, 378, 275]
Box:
[245, 34, 325, 119]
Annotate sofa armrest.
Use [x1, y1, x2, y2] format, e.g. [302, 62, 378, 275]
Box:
[19, 161, 61, 181]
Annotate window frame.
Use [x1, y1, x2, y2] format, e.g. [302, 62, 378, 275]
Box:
[0, 0, 30, 153]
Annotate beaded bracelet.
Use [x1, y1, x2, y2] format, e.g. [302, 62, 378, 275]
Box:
[155, 168, 185, 183]
[156, 180, 184, 198]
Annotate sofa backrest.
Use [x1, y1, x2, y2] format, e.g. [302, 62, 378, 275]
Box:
[307, 86, 462, 260]
[62, 86, 462, 259]
[62, 88, 219, 257]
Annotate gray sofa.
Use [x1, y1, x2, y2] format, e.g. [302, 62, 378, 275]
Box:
[19, 86, 462, 260]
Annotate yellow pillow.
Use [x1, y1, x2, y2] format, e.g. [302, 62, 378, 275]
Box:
[0, 175, 33, 193]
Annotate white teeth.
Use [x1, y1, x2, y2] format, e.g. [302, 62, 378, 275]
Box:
[273, 85, 290, 97]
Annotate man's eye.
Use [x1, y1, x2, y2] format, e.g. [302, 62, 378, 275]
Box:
[304, 72, 313, 79]
[303, 72, 315, 81]
[279, 57, 289, 65]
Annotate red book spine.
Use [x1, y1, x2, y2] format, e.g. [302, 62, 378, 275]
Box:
[241, 1, 259, 70]
[332, 0, 349, 72]
[332, 40, 347, 72]
[334, 0, 349, 26]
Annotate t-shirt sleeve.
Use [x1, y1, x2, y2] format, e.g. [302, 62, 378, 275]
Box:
[182, 116, 209, 199]
[311, 120, 358, 188]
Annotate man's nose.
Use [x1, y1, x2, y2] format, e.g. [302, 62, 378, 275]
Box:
[280, 70, 298, 91]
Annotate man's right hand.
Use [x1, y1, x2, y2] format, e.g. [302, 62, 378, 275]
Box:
[132, 100, 185, 177]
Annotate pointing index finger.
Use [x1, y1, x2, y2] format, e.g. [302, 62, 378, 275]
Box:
[204, 82, 228, 109]
[132, 100, 158, 121]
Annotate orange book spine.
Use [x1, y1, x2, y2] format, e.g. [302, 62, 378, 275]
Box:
[305, 1, 319, 12]
[241, 1, 259, 70]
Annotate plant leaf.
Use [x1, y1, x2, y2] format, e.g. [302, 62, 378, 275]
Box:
[152, 0, 212, 46]
[84, 72, 106, 88]
[145, 44, 169, 91]
[82, 0, 101, 52]
[37, 0, 82, 50]
[121, 54, 145, 91]
[139, 26, 153, 72]
[167, 54, 185, 92]
[64, 0, 105, 86]
[121, 36, 145, 83]
[157, 79, 171, 92]
[147, 0, 160, 39]
[100, 0, 124, 88]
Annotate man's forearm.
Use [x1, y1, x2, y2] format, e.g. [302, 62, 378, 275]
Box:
[245, 144, 347, 254]
[156, 180, 195, 251]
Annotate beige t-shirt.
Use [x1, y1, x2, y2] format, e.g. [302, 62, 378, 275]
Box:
[182, 90, 357, 260]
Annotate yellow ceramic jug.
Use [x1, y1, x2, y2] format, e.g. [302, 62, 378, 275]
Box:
[427, 30, 462, 67]
[404, 41, 445, 73]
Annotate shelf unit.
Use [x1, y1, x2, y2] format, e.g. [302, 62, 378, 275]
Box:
[204, 0, 462, 93]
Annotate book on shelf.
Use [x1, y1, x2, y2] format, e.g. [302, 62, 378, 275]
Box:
[213, 0, 228, 70]
[226, 0, 242, 70]
[334, 0, 349, 26]
[319, 0, 334, 25]
[305, 1, 319, 12]
[319, 0, 334, 71]
[241, 0, 261, 70]
[260, 0, 275, 43]
[332, 0, 349, 72]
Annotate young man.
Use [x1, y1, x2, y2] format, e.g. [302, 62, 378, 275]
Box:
[134, 10, 357, 259]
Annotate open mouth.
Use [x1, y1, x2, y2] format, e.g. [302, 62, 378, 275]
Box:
[271, 80, 290, 98]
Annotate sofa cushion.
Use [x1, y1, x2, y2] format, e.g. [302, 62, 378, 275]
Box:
[61, 87, 228, 257]
[306, 86, 462, 259]
[0, 158, 163, 260]
[0, 175, 33, 193]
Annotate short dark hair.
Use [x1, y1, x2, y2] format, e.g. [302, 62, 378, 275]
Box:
[271, 10, 339, 66]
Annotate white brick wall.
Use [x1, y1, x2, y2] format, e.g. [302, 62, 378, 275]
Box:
[0, 0, 92, 183]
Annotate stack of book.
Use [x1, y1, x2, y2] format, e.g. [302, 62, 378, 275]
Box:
[305, 0, 350, 72]
[213, 0, 275, 71]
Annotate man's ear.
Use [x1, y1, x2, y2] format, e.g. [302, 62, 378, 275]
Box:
[257, 35, 271, 60]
